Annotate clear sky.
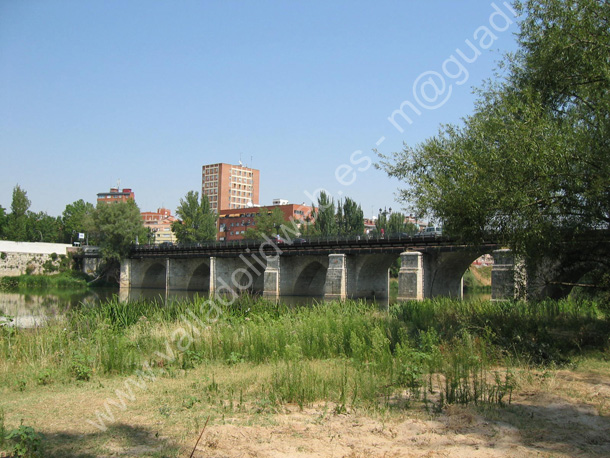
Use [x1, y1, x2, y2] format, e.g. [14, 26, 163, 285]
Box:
[0, 0, 520, 219]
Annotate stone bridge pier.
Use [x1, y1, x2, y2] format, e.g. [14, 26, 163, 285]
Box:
[260, 253, 398, 302]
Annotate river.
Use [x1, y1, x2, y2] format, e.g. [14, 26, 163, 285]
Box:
[0, 288, 491, 328]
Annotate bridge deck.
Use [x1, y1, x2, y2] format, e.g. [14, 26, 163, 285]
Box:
[128, 236, 500, 258]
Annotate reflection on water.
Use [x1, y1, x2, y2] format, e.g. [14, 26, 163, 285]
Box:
[0, 287, 493, 328]
[0, 289, 117, 328]
[122, 288, 392, 309]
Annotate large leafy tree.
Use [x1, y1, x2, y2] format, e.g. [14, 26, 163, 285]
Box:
[243, 207, 286, 240]
[61, 199, 95, 244]
[92, 200, 147, 263]
[5, 185, 31, 241]
[172, 191, 217, 243]
[27, 211, 61, 242]
[378, 0, 610, 260]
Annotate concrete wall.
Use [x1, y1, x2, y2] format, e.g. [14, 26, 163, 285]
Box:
[0, 242, 73, 277]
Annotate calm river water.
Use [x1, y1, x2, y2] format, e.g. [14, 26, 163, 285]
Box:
[0, 288, 490, 328]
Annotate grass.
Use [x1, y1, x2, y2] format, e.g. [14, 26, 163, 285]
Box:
[0, 294, 608, 456]
[463, 266, 492, 292]
[0, 271, 89, 292]
[1, 295, 607, 395]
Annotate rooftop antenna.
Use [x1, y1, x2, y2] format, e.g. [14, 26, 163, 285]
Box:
[239, 152, 243, 166]
[117, 178, 121, 191]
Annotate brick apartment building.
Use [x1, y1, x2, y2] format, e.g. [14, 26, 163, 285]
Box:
[202, 163, 260, 212]
[96, 187, 135, 204]
[217, 201, 314, 241]
[141, 207, 178, 245]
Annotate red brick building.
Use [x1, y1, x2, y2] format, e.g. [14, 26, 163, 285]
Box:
[202, 163, 260, 212]
[217, 203, 314, 241]
[96, 187, 135, 205]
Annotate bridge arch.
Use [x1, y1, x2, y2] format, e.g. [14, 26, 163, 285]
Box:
[351, 254, 398, 299]
[427, 249, 495, 298]
[526, 258, 604, 300]
[142, 262, 166, 289]
[230, 264, 265, 294]
[187, 261, 211, 292]
[293, 261, 327, 296]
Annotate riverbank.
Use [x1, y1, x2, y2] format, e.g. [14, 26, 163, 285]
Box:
[1, 296, 608, 457]
[0, 272, 90, 292]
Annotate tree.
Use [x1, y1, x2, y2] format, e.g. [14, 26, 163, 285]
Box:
[312, 191, 337, 236]
[61, 199, 95, 244]
[26, 211, 61, 243]
[378, 0, 610, 260]
[171, 191, 217, 243]
[243, 207, 286, 240]
[92, 200, 147, 264]
[6, 185, 31, 241]
[337, 197, 364, 236]
[386, 212, 418, 235]
[0, 205, 6, 239]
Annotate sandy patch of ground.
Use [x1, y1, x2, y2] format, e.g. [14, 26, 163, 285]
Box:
[3, 363, 609, 457]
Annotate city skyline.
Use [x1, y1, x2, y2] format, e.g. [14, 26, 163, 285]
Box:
[1, 1, 520, 218]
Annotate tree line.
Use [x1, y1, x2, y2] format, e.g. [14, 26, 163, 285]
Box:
[1, 185, 410, 254]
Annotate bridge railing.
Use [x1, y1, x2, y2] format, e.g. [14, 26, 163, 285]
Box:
[130, 232, 452, 255]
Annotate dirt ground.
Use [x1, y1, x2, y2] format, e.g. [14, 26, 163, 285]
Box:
[3, 362, 610, 457]
[190, 372, 610, 458]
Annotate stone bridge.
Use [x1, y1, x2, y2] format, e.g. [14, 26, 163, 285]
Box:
[119, 236, 532, 302]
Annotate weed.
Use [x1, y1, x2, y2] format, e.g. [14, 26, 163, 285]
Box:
[70, 352, 93, 381]
[0, 408, 5, 450]
[7, 424, 42, 458]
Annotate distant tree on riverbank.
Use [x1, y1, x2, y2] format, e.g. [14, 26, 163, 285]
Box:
[171, 191, 217, 243]
[5, 185, 31, 241]
[0, 205, 6, 240]
[90, 199, 147, 269]
[61, 199, 95, 244]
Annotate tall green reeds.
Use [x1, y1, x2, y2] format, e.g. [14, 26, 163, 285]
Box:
[1, 295, 607, 409]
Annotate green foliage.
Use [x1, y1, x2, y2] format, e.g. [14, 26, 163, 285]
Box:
[378, 0, 610, 260]
[0, 273, 88, 291]
[91, 199, 147, 262]
[0, 205, 7, 240]
[70, 352, 93, 381]
[244, 207, 286, 240]
[61, 199, 95, 244]
[312, 191, 337, 236]
[171, 191, 217, 243]
[7, 425, 42, 458]
[1, 295, 607, 412]
[336, 197, 364, 236]
[0, 407, 5, 450]
[26, 211, 61, 243]
[6, 185, 31, 241]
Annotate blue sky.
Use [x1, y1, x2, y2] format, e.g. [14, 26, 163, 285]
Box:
[1, 0, 520, 219]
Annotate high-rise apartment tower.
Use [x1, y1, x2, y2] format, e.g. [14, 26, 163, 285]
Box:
[201, 163, 260, 212]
